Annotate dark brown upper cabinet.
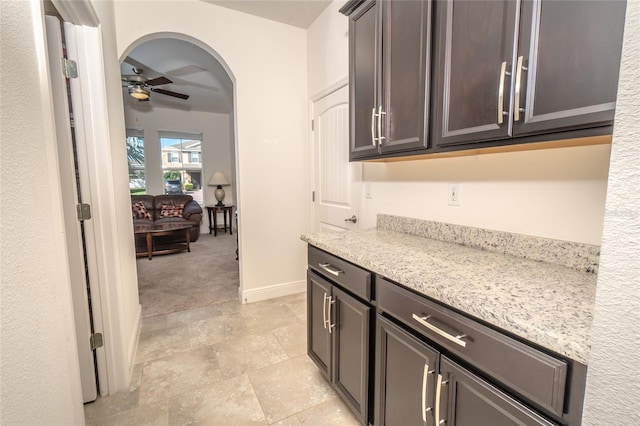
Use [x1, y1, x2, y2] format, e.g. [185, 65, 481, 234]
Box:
[432, 0, 626, 149]
[341, 0, 433, 160]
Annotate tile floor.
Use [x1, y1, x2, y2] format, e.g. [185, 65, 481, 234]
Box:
[84, 292, 360, 425]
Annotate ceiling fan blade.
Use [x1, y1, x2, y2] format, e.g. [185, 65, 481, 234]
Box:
[151, 88, 190, 100]
[145, 76, 172, 86]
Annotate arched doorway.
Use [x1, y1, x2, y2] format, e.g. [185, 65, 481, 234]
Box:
[119, 34, 242, 315]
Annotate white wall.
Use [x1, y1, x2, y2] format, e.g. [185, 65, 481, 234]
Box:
[124, 107, 234, 212]
[582, 2, 640, 423]
[307, 0, 349, 97]
[361, 144, 610, 245]
[113, 1, 309, 301]
[0, 1, 85, 423]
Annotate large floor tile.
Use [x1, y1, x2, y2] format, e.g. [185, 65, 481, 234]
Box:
[272, 322, 307, 358]
[168, 374, 267, 425]
[138, 345, 223, 405]
[136, 324, 190, 363]
[248, 356, 336, 424]
[188, 315, 227, 349]
[215, 331, 289, 380]
[224, 303, 301, 337]
[295, 396, 361, 425]
[83, 388, 140, 421]
[85, 400, 168, 426]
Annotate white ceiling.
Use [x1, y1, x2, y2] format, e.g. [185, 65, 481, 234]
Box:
[121, 1, 331, 114]
[121, 38, 234, 114]
[202, 0, 332, 29]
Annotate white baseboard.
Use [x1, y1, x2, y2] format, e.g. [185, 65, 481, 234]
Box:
[240, 280, 306, 304]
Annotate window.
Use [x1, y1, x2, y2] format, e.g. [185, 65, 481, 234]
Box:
[168, 152, 180, 163]
[189, 151, 201, 164]
[160, 132, 203, 204]
[126, 130, 146, 194]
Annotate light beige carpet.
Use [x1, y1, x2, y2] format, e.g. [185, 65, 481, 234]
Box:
[136, 232, 239, 317]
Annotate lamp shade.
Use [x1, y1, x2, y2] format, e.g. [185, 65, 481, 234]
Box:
[208, 171, 230, 187]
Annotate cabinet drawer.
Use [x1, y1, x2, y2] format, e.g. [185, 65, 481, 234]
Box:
[308, 246, 372, 302]
[377, 277, 567, 417]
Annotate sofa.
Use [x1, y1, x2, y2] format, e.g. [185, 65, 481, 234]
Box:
[131, 194, 203, 246]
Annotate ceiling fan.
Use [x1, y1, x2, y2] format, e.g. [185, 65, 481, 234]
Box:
[121, 67, 189, 102]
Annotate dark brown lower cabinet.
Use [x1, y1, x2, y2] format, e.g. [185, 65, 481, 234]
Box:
[376, 316, 556, 426]
[307, 271, 371, 424]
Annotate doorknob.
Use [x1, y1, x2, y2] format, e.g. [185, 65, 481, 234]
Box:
[344, 215, 358, 224]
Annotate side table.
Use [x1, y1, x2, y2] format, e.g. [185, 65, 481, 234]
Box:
[206, 205, 235, 236]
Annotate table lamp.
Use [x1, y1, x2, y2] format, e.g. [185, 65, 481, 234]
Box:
[208, 171, 230, 206]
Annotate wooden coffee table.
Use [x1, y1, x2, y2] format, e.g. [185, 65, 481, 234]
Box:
[134, 223, 193, 260]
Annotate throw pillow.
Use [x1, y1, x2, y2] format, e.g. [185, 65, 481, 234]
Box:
[132, 201, 152, 220]
[160, 203, 184, 218]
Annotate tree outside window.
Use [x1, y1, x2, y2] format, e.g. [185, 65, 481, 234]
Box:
[126, 134, 145, 194]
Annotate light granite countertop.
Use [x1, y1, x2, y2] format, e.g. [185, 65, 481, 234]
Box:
[301, 227, 597, 365]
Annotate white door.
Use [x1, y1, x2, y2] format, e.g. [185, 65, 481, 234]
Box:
[312, 85, 361, 232]
[45, 15, 98, 402]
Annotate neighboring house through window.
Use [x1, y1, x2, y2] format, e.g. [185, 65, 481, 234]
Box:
[160, 132, 203, 204]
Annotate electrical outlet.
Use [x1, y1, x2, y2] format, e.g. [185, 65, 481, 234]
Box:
[364, 183, 372, 199]
[448, 183, 461, 206]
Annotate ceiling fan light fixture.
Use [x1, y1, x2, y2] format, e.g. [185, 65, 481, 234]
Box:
[128, 85, 150, 100]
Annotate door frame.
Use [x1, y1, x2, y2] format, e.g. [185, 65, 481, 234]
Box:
[51, 0, 139, 396]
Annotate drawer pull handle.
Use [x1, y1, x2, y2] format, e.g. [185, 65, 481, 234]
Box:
[319, 263, 343, 277]
[412, 314, 468, 348]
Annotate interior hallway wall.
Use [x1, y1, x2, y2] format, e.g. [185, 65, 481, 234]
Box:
[0, 1, 85, 422]
[582, 2, 640, 423]
[113, 1, 308, 301]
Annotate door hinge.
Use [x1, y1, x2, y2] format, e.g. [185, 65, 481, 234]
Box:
[311, 119, 314, 131]
[90, 333, 103, 350]
[312, 191, 315, 202]
[76, 203, 92, 221]
[62, 58, 78, 79]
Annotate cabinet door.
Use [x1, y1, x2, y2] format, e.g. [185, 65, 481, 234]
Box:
[376, 316, 439, 426]
[380, 0, 432, 154]
[307, 271, 331, 378]
[349, 0, 380, 159]
[432, 0, 518, 148]
[437, 357, 556, 426]
[513, 0, 626, 136]
[332, 287, 371, 423]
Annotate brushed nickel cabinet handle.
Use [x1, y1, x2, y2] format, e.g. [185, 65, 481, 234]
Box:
[377, 105, 386, 143]
[422, 364, 434, 422]
[412, 314, 467, 348]
[436, 373, 443, 425]
[318, 263, 343, 277]
[514, 55, 525, 122]
[322, 292, 328, 329]
[435, 375, 449, 425]
[371, 108, 377, 146]
[497, 61, 510, 125]
[327, 296, 335, 334]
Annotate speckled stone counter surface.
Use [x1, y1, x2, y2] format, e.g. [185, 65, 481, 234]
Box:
[301, 217, 598, 365]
